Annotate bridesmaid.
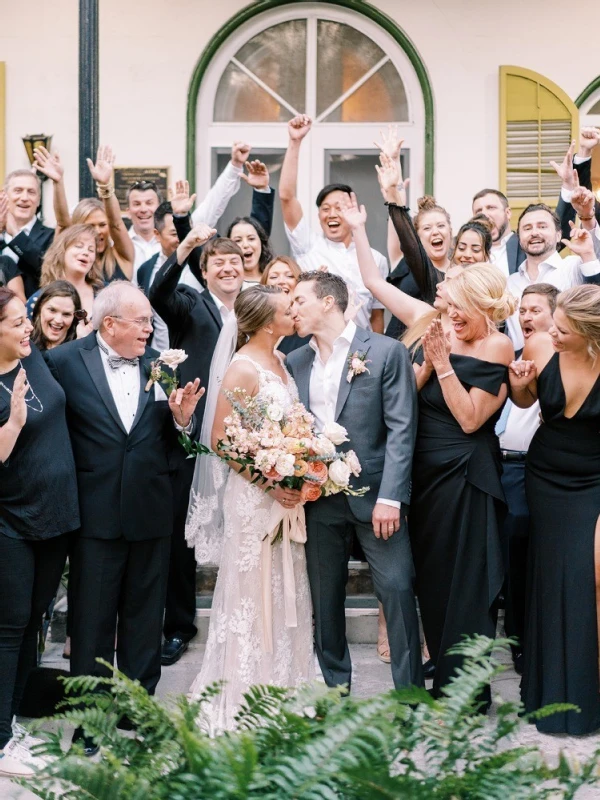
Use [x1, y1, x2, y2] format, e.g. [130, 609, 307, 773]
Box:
[510, 284, 600, 735]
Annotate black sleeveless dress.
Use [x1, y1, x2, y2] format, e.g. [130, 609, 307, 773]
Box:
[410, 353, 507, 702]
[522, 352, 600, 734]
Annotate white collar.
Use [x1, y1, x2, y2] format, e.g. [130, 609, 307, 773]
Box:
[208, 291, 230, 314]
[96, 331, 120, 358]
[129, 228, 157, 246]
[13, 216, 37, 236]
[309, 320, 357, 355]
[517, 249, 563, 277]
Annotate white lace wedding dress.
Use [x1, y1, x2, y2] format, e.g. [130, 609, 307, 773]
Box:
[188, 354, 314, 731]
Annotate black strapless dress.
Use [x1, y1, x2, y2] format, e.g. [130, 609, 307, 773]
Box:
[522, 352, 600, 734]
[410, 353, 507, 702]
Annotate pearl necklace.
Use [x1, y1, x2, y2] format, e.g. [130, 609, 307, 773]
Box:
[0, 361, 44, 413]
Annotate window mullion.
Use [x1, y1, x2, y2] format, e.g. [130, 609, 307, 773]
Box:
[230, 56, 300, 117]
[305, 14, 317, 119]
[315, 55, 390, 124]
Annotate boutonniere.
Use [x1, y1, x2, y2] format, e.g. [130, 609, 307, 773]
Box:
[144, 349, 188, 393]
[346, 350, 371, 383]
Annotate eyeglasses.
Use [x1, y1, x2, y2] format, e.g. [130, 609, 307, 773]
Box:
[128, 180, 158, 192]
[109, 315, 154, 328]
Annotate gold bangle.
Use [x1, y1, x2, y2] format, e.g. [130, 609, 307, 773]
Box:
[96, 184, 114, 200]
[438, 369, 455, 380]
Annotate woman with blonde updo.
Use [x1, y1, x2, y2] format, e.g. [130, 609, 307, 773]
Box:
[186, 284, 314, 730]
[510, 284, 600, 735]
[408, 263, 515, 705]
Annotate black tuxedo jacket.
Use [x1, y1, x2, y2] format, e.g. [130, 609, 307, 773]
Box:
[505, 232, 525, 275]
[137, 253, 159, 296]
[45, 332, 197, 542]
[149, 254, 222, 422]
[0, 219, 54, 298]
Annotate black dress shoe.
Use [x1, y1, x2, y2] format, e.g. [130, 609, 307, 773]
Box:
[72, 727, 99, 757]
[161, 636, 188, 666]
[512, 650, 523, 676]
[423, 659, 436, 679]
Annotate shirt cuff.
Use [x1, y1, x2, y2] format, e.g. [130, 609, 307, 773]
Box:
[228, 161, 244, 175]
[580, 258, 600, 276]
[376, 498, 401, 510]
[574, 155, 591, 165]
[561, 187, 574, 203]
[173, 416, 194, 434]
[254, 186, 272, 194]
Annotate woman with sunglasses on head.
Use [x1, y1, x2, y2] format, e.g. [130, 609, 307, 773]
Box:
[30, 281, 83, 351]
[33, 145, 135, 283]
[0, 288, 79, 778]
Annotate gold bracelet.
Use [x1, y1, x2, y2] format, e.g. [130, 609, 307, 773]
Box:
[438, 369, 455, 380]
[579, 214, 595, 221]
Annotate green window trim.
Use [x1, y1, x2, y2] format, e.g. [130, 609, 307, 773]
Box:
[575, 75, 600, 110]
[185, 0, 434, 194]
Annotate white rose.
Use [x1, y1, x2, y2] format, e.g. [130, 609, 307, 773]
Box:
[266, 403, 284, 422]
[343, 450, 361, 477]
[312, 435, 336, 457]
[275, 453, 296, 478]
[328, 459, 351, 487]
[322, 422, 349, 446]
[159, 349, 188, 368]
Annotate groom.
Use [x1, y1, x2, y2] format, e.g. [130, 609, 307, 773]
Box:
[287, 271, 423, 690]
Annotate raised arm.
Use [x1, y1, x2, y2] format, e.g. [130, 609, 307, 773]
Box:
[87, 146, 135, 279]
[341, 193, 431, 328]
[244, 160, 274, 236]
[32, 147, 71, 234]
[191, 141, 249, 227]
[374, 127, 405, 266]
[280, 115, 312, 232]
[170, 180, 202, 285]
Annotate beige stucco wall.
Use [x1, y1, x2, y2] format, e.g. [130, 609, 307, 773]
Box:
[1, 0, 599, 225]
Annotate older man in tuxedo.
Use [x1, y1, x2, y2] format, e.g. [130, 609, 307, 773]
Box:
[287, 271, 422, 691]
[45, 283, 203, 730]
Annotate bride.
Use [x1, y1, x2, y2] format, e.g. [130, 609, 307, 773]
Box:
[185, 285, 314, 731]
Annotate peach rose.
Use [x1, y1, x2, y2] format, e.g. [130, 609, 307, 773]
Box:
[265, 467, 281, 481]
[301, 482, 322, 502]
[307, 461, 329, 484]
[294, 459, 309, 478]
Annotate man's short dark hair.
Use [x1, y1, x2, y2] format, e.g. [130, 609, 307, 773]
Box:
[154, 201, 173, 233]
[522, 282, 560, 313]
[126, 180, 162, 204]
[472, 188, 509, 208]
[296, 271, 348, 313]
[200, 237, 244, 273]
[316, 183, 353, 208]
[518, 203, 561, 232]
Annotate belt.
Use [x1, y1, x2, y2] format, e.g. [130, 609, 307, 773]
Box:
[500, 450, 527, 463]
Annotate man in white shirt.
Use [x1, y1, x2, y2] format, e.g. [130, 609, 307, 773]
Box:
[280, 115, 388, 333]
[287, 271, 421, 691]
[496, 282, 558, 675]
[505, 204, 600, 348]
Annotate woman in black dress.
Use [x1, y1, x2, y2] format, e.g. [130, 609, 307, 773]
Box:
[510, 284, 600, 734]
[410, 265, 515, 704]
[0, 288, 80, 777]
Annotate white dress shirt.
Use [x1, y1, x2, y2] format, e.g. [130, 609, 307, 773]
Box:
[97, 333, 140, 433]
[285, 215, 388, 331]
[129, 229, 161, 272]
[1, 216, 37, 263]
[490, 231, 515, 277]
[191, 161, 244, 227]
[506, 250, 600, 349]
[308, 320, 398, 510]
[499, 400, 541, 453]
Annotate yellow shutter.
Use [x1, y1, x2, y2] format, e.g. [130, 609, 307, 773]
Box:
[499, 66, 579, 226]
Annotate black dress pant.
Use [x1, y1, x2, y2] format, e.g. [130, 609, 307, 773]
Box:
[0, 533, 69, 748]
[500, 461, 530, 650]
[70, 536, 170, 695]
[163, 458, 198, 643]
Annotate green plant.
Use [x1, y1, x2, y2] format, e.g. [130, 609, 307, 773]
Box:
[22, 637, 600, 799]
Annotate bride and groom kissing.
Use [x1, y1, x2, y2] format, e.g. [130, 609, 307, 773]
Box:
[185, 270, 422, 731]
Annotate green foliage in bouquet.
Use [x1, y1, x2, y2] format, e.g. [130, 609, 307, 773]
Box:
[22, 637, 600, 799]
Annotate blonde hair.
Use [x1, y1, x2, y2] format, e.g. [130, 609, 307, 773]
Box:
[556, 285, 600, 358]
[71, 198, 118, 280]
[41, 224, 104, 288]
[402, 308, 439, 352]
[234, 285, 282, 350]
[445, 264, 517, 326]
[260, 256, 302, 286]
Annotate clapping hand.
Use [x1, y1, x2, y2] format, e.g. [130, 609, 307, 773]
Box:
[241, 160, 270, 191]
[339, 191, 367, 230]
[169, 378, 204, 428]
[169, 180, 197, 215]
[87, 145, 115, 185]
[9, 368, 28, 430]
[33, 146, 64, 183]
[549, 140, 577, 191]
[509, 359, 537, 390]
[288, 114, 312, 141]
[422, 318, 451, 372]
[561, 221, 596, 260]
[231, 142, 251, 169]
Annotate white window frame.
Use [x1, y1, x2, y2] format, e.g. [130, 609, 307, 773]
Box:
[195, 2, 426, 226]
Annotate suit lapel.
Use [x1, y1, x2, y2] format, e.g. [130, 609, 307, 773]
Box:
[295, 347, 316, 412]
[79, 344, 128, 435]
[202, 292, 224, 331]
[130, 351, 156, 433]
[506, 232, 519, 275]
[335, 328, 371, 421]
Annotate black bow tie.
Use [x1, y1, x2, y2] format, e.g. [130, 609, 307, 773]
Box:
[107, 355, 139, 371]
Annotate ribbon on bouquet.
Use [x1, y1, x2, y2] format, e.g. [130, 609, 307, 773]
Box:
[260, 500, 307, 654]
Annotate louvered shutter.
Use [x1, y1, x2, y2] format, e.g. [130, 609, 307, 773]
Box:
[500, 66, 579, 224]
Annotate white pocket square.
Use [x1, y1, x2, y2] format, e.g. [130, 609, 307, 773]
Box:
[154, 383, 168, 401]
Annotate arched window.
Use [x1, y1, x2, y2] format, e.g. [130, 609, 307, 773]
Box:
[579, 83, 600, 201]
[192, 3, 428, 256]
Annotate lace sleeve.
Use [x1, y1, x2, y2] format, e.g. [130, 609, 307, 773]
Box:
[387, 203, 443, 305]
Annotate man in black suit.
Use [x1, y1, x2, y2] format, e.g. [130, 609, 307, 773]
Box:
[150, 231, 245, 665]
[45, 283, 203, 710]
[0, 170, 54, 298]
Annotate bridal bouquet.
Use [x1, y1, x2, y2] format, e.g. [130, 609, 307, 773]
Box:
[184, 387, 368, 501]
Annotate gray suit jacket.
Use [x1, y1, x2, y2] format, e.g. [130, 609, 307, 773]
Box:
[286, 326, 418, 522]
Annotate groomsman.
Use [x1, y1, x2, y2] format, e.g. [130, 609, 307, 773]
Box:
[45, 282, 203, 752]
[150, 229, 245, 665]
[287, 271, 422, 691]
